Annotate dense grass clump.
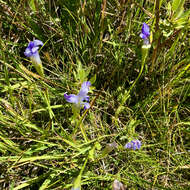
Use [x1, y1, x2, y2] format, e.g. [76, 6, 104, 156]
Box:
[0, 0, 190, 189]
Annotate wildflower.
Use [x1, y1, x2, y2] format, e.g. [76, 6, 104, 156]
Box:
[140, 23, 150, 45]
[24, 40, 43, 63]
[24, 39, 44, 76]
[124, 139, 141, 150]
[64, 81, 91, 110]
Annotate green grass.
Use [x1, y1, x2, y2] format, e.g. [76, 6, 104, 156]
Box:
[0, 0, 190, 189]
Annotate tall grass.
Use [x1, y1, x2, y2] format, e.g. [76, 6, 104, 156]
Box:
[0, 0, 190, 189]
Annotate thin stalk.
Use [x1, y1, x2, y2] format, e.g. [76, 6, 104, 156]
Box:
[115, 45, 150, 117]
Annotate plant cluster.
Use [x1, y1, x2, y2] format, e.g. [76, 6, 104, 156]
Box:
[0, 0, 189, 189]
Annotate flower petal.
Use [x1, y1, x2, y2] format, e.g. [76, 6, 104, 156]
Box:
[131, 141, 137, 150]
[83, 102, 90, 110]
[64, 93, 79, 104]
[28, 41, 35, 49]
[24, 40, 43, 58]
[136, 140, 141, 149]
[141, 23, 150, 39]
[32, 46, 39, 54]
[124, 142, 132, 149]
[140, 33, 147, 39]
[33, 39, 44, 47]
[24, 47, 32, 57]
[81, 81, 91, 89]
[83, 96, 90, 102]
[124, 140, 141, 150]
[30, 52, 42, 65]
[78, 81, 91, 98]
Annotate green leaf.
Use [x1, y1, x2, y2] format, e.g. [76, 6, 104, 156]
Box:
[89, 74, 96, 85]
[39, 173, 56, 190]
[173, 9, 190, 28]
[72, 175, 81, 190]
[172, 0, 182, 12]
[76, 61, 86, 81]
[174, 7, 184, 20]
[172, 0, 185, 12]
[88, 146, 96, 161]
[29, 0, 36, 12]
[172, 0, 185, 19]
[0, 154, 65, 163]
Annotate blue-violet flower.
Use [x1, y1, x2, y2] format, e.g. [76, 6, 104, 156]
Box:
[24, 39, 43, 65]
[64, 81, 91, 110]
[140, 23, 150, 45]
[124, 140, 141, 150]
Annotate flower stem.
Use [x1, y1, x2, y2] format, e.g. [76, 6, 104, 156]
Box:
[115, 45, 150, 118]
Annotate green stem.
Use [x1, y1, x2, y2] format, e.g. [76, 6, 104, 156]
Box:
[115, 45, 150, 117]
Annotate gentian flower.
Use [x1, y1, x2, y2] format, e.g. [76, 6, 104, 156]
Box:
[64, 81, 91, 110]
[24, 39, 44, 76]
[24, 39, 43, 64]
[124, 139, 141, 150]
[140, 23, 150, 45]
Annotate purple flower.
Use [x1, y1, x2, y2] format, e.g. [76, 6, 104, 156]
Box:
[64, 81, 91, 109]
[140, 23, 150, 45]
[124, 140, 141, 150]
[24, 40, 43, 64]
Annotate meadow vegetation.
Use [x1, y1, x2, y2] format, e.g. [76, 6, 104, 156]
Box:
[0, 0, 190, 189]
